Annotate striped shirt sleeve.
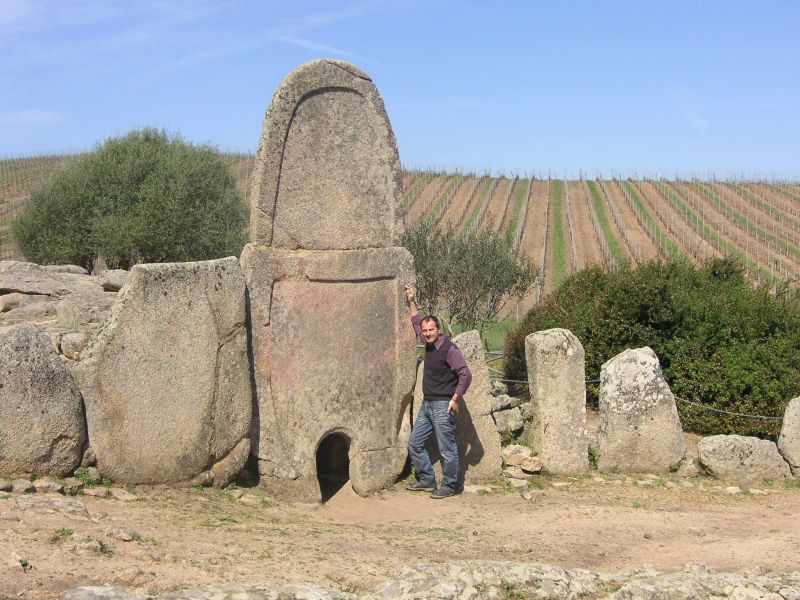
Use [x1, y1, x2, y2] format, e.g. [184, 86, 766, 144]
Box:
[410, 313, 425, 343]
[446, 343, 472, 397]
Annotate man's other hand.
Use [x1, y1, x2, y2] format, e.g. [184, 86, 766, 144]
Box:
[447, 397, 460, 415]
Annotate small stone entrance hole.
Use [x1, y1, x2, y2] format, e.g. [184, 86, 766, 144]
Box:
[316, 433, 350, 501]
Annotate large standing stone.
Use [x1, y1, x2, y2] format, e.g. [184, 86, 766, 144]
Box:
[0, 323, 85, 477]
[699, 435, 791, 485]
[597, 347, 686, 472]
[411, 331, 503, 485]
[250, 60, 404, 249]
[525, 329, 588, 475]
[73, 258, 251, 486]
[778, 397, 800, 475]
[244, 60, 417, 502]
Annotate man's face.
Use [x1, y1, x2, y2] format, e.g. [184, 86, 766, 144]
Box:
[421, 319, 440, 344]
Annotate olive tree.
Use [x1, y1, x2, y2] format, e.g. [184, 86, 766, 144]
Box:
[402, 219, 538, 334]
[13, 128, 247, 270]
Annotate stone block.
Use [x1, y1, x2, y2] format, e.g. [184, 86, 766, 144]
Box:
[778, 397, 800, 474]
[699, 434, 791, 485]
[597, 347, 686, 473]
[73, 258, 251, 486]
[525, 329, 588, 475]
[0, 323, 86, 477]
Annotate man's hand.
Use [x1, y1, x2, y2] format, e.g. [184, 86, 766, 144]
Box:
[447, 396, 460, 416]
[404, 284, 416, 305]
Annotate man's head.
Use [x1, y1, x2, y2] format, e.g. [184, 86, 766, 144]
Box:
[420, 315, 442, 345]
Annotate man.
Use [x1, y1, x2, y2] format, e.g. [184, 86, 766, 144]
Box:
[404, 284, 472, 499]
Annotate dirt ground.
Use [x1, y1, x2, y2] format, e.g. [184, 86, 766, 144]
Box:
[2, 467, 799, 599]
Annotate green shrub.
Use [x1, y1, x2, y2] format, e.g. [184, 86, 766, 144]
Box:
[504, 256, 800, 438]
[12, 129, 247, 270]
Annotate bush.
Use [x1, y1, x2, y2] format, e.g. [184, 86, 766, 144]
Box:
[403, 219, 538, 334]
[12, 129, 247, 270]
[504, 256, 800, 438]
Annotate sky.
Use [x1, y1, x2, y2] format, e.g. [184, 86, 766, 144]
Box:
[1, 0, 798, 178]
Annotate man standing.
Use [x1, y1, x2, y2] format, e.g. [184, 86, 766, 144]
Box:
[404, 284, 472, 499]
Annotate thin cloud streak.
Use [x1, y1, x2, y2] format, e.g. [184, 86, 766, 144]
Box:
[0, 109, 59, 125]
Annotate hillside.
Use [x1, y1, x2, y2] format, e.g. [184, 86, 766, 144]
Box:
[2, 154, 798, 313]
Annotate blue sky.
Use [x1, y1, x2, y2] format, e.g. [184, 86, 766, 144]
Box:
[1, 1, 798, 178]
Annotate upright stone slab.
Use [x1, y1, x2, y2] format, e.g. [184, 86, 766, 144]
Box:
[74, 258, 251, 486]
[597, 347, 686, 472]
[778, 397, 800, 475]
[243, 60, 417, 502]
[0, 324, 85, 477]
[525, 329, 588, 475]
[412, 331, 503, 484]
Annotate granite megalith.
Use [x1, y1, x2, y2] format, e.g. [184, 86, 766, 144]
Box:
[698, 435, 791, 485]
[243, 59, 417, 502]
[597, 347, 686, 472]
[0, 323, 86, 477]
[778, 397, 800, 475]
[73, 258, 251, 486]
[412, 330, 503, 485]
[525, 328, 589, 475]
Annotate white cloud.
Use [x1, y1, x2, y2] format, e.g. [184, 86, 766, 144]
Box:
[674, 93, 710, 132]
[277, 35, 354, 58]
[0, 109, 59, 125]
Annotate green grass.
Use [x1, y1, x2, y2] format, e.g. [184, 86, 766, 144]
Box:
[734, 183, 800, 230]
[620, 181, 682, 257]
[401, 174, 434, 211]
[586, 181, 625, 262]
[504, 179, 529, 245]
[550, 180, 568, 288]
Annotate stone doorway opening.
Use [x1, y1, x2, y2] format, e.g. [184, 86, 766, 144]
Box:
[316, 432, 350, 501]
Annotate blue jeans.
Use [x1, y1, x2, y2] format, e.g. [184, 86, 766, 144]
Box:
[408, 397, 459, 491]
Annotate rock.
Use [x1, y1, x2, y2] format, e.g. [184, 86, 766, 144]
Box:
[85, 467, 102, 484]
[96, 269, 128, 292]
[243, 60, 418, 502]
[73, 258, 252, 486]
[62, 477, 85, 496]
[0, 324, 86, 477]
[108, 488, 137, 502]
[42, 265, 88, 275]
[81, 447, 97, 467]
[778, 397, 800, 474]
[12, 479, 35, 493]
[724, 486, 742, 495]
[82, 487, 111, 498]
[105, 526, 136, 542]
[525, 329, 589, 475]
[504, 466, 529, 480]
[698, 435, 791, 485]
[493, 406, 524, 434]
[60, 332, 90, 360]
[54, 290, 115, 328]
[597, 347, 686, 473]
[0, 292, 48, 313]
[250, 60, 403, 250]
[33, 479, 63, 493]
[0, 261, 68, 295]
[64, 583, 356, 600]
[519, 402, 533, 420]
[0, 479, 11, 492]
[520, 456, 543, 473]
[1, 299, 56, 323]
[676, 450, 702, 477]
[490, 380, 508, 396]
[508, 478, 528, 489]
[502, 444, 533, 466]
[490, 394, 523, 413]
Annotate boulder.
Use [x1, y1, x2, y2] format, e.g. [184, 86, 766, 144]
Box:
[96, 269, 129, 292]
[74, 258, 251, 486]
[0, 323, 86, 477]
[778, 397, 800, 474]
[490, 394, 523, 413]
[61, 332, 90, 360]
[597, 347, 686, 473]
[525, 329, 589, 475]
[698, 435, 791, 485]
[412, 330, 503, 485]
[493, 407, 524, 434]
[42, 264, 88, 275]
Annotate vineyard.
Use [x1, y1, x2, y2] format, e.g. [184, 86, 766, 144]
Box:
[2, 154, 799, 315]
